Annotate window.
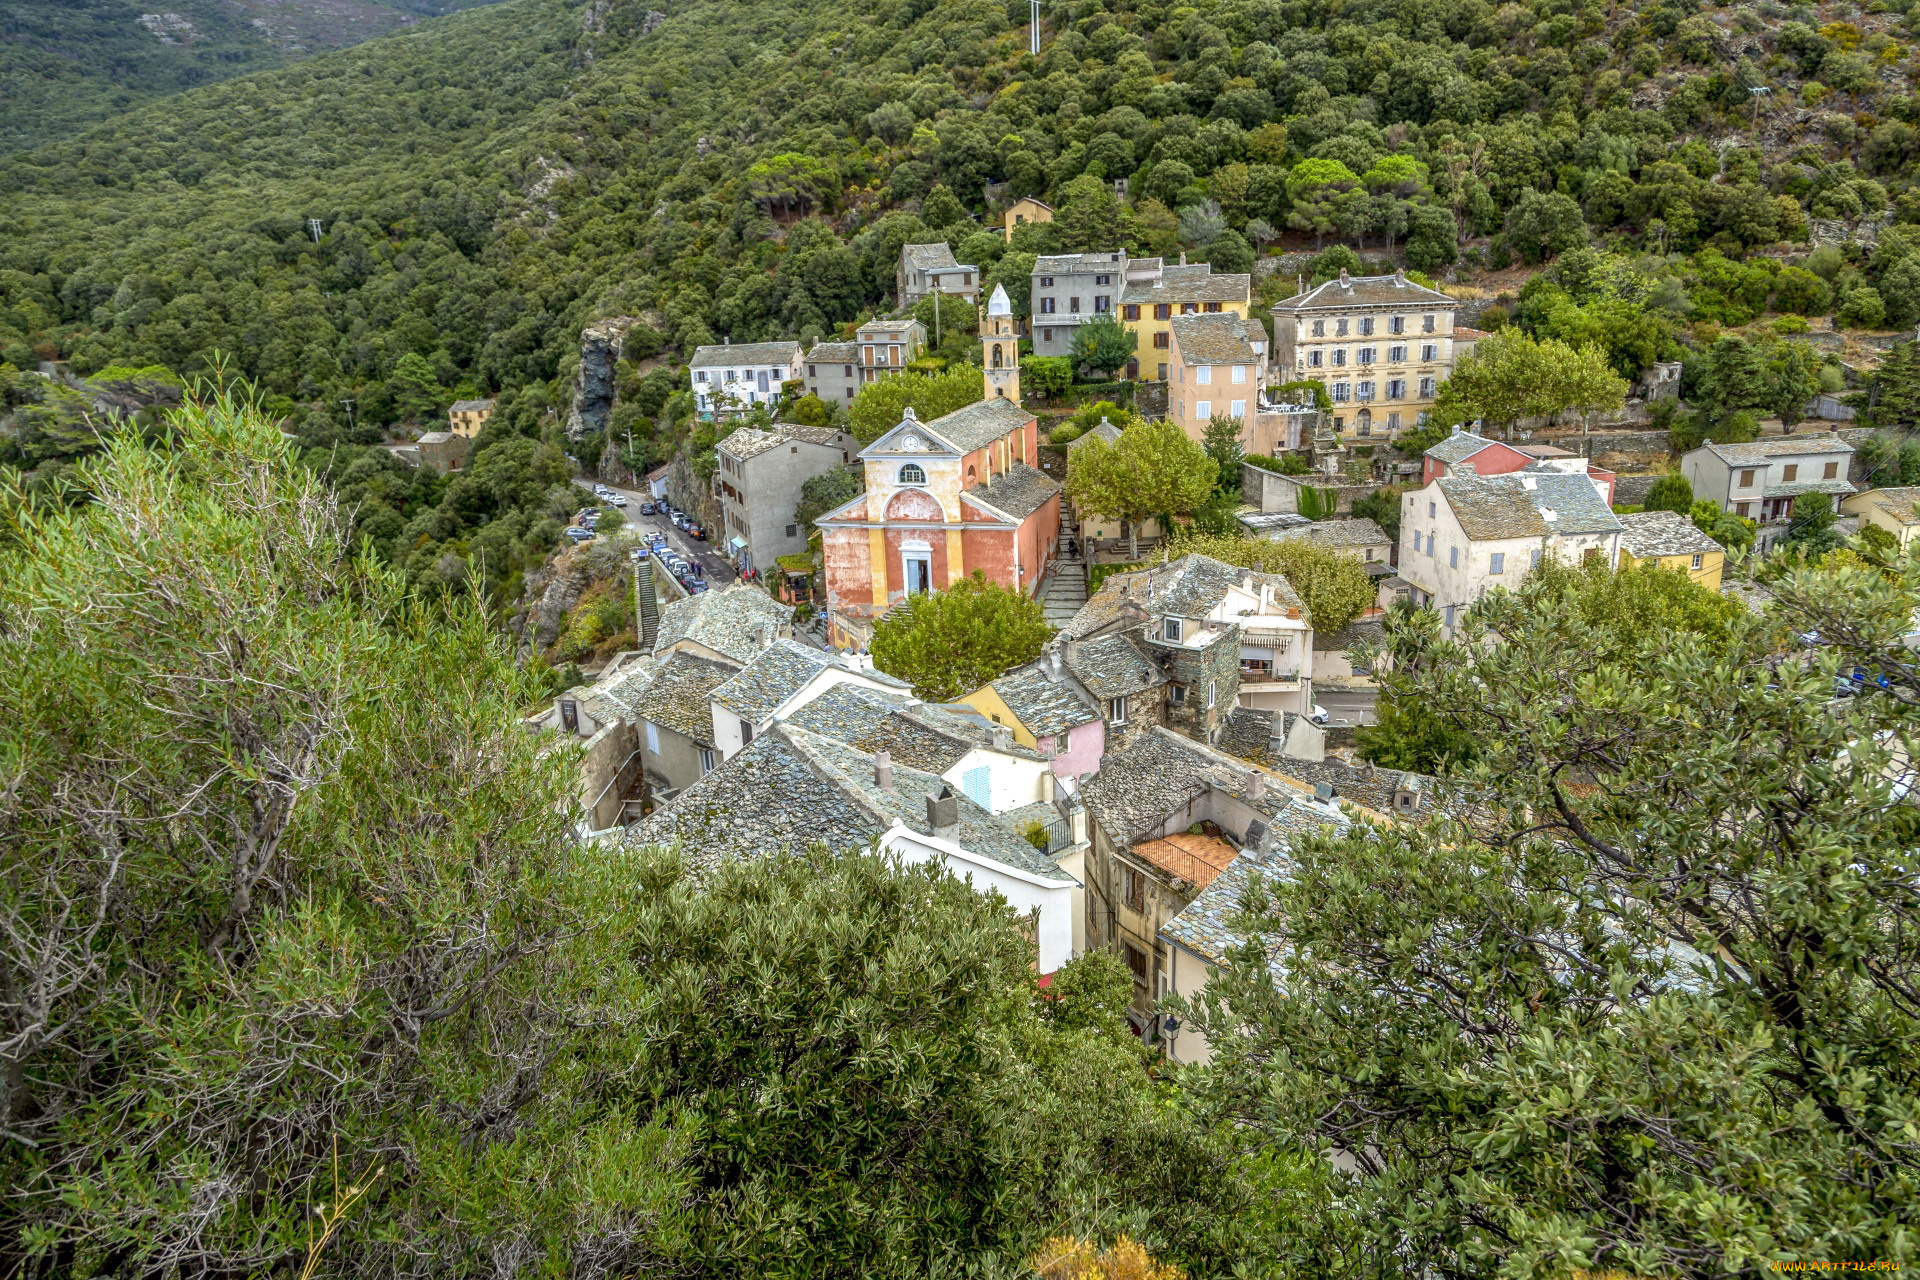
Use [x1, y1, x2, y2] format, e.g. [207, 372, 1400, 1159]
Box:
[807, 364, 816, 377]
[1122, 866, 1146, 912]
[1232, 365, 1247, 384]
[1419, 376, 1437, 397]
[1039, 297, 1056, 314]
[1039, 276, 1055, 287]
[1125, 943, 1149, 983]
[1691, 552, 1704, 570]
[1422, 314, 1436, 332]
[1196, 365, 1212, 385]
[1110, 695, 1129, 724]
[1332, 349, 1348, 367]
[1069, 296, 1082, 313]
[1163, 617, 1183, 642]
[1583, 547, 1602, 563]
[845, 387, 855, 399]
[1095, 295, 1112, 313]
[843, 364, 852, 377]
[1206, 679, 1217, 707]
[1042, 327, 1054, 341]
[1307, 349, 1323, 367]
[1153, 331, 1170, 349]
[1311, 319, 1325, 337]
[1357, 381, 1375, 401]
[1421, 343, 1438, 361]
[898, 463, 926, 484]
[1390, 315, 1406, 334]
[1388, 412, 1401, 431]
[1157, 363, 1168, 380]
[1095, 273, 1112, 285]
[1204, 301, 1222, 312]
[1155, 303, 1172, 320]
[696, 371, 708, 383]
[1428, 500, 1436, 518]
[1736, 501, 1751, 517]
[1388, 379, 1406, 399]
[1336, 318, 1350, 336]
[1824, 460, 1839, 479]
[1782, 464, 1799, 482]
[1490, 551, 1505, 575]
[1427, 533, 1436, 557]
[1359, 316, 1375, 335]
[1169, 683, 1186, 704]
[1196, 400, 1213, 418]
[1358, 347, 1375, 364]
[1358, 415, 1371, 436]
[1738, 469, 1755, 487]
[1330, 383, 1350, 403]
[786, 523, 798, 537]
[1389, 345, 1406, 362]
[1123, 304, 1139, 320]
[1181, 302, 1198, 314]
[1231, 399, 1246, 416]
[1449, 545, 1458, 568]
[740, 722, 753, 746]
[645, 721, 661, 753]
[1530, 548, 1542, 568]
[699, 747, 716, 774]
[962, 765, 990, 808]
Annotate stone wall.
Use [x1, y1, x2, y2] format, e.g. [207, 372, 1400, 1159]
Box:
[1157, 631, 1241, 743]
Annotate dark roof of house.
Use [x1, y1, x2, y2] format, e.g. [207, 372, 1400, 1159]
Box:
[690, 340, 802, 368]
[1121, 263, 1251, 304]
[417, 431, 455, 444]
[629, 724, 1071, 882]
[807, 341, 860, 363]
[449, 398, 494, 412]
[1067, 554, 1303, 637]
[966, 463, 1060, 521]
[1854, 487, 1920, 525]
[1617, 509, 1724, 560]
[1271, 271, 1456, 311]
[1081, 726, 1339, 847]
[1034, 250, 1128, 273]
[1266, 517, 1390, 549]
[1700, 434, 1854, 466]
[1160, 842, 1293, 965]
[1065, 419, 1124, 450]
[624, 650, 738, 745]
[920, 396, 1034, 453]
[654, 585, 792, 665]
[1215, 705, 1277, 761]
[710, 640, 909, 723]
[720, 423, 846, 462]
[1763, 479, 1857, 498]
[903, 242, 964, 271]
[1437, 472, 1622, 540]
[1065, 633, 1165, 700]
[785, 683, 1042, 772]
[1425, 429, 1500, 466]
[858, 318, 922, 336]
[1169, 313, 1263, 364]
[989, 663, 1101, 737]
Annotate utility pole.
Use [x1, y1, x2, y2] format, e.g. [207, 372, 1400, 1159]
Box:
[1749, 85, 1770, 131]
[307, 218, 323, 244]
[337, 398, 355, 431]
[1029, 0, 1040, 55]
[626, 428, 634, 484]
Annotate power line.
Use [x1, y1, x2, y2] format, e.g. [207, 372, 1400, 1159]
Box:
[307, 218, 324, 244]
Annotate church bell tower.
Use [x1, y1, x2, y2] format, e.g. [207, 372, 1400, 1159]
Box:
[981, 283, 1020, 404]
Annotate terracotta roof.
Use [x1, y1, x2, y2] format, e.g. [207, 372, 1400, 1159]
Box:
[1453, 325, 1492, 340]
[1131, 832, 1238, 890]
[1169, 313, 1263, 364]
[689, 340, 802, 369]
[1437, 472, 1621, 541]
[1271, 271, 1456, 311]
[1617, 509, 1723, 560]
[966, 463, 1059, 521]
[1700, 434, 1854, 466]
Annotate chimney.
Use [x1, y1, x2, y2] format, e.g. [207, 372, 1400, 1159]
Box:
[1314, 782, 1334, 802]
[1245, 770, 1265, 803]
[1063, 635, 1080, 669]
[1338, 268, 1350, 288]
[1394, 269, 1406, 287]
[1048, 641, 1064, 679]
[926, 785, 959, 835]
[1179, 250, 1187, 266]
[874, 750, 893, 791]
[990, 724, 1012, 749]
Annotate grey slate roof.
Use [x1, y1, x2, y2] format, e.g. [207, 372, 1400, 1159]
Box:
[1437, 473, 1622, 541]
[989, 663, 1100, 737]
[1081, 726, 1335, 846]
[903, 242, 963, 271]
[629, 724, 1071, 882]
[624, 650, 738, 745]
[785, 683, 1042, 773]
[1425, 429, 1499, 466]
[1169, 313, 1263, 364]
[1066, 633, 1165, 700]
[1034, 250, 1128, 273]
[920, 396, 1034, 453]
[1160, 842, 1293, 966]
[690, 341, 802, 369]
[654, 585, 793, 665]
[1617, 509, 1723, 560]
[1065, 419, 1124, 450]
[1266, 517, 1390, 550]
[1215, 705, 1277, 761]
[1763, 479, 1856, 498]
[1854, 487, 1920, 525]
[417, 431, 455, 444]
[806, 341, 859, 364]
[1121, 263, 1252, 305]
[1067, 554, 1304, 637]
[966, 463, 1060, 521]
[1702, 434, 1854, 466]
[1270, 271, 1456, 311]
[721, 423, 847, 462]
[710, 639, 908, 723]
[449, 398, 494, 412]
[859, 318, 922, 336]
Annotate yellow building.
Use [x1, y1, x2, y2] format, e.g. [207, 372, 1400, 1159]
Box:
[1269, 270, 1458, 441]
[1121, 263, 1252, 382]
[1001, 196, 1053, 238]
[1616, 509, 1725, 593]
[446, 397, 495, 438]
[1842, 487, 1920, 547]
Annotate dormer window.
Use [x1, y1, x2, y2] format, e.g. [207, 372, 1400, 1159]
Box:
[898, 463, 926, 485]
[1163, 618, 1183, 642]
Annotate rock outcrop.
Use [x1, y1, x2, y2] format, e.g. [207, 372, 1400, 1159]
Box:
[565, 317, 636, 440]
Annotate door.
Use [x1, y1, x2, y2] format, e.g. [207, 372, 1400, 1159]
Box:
[904, 554, 932, 595]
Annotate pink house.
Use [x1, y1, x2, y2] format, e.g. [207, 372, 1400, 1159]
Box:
[1423, 427, 1617, 505]
[959, 655, 1106, 787]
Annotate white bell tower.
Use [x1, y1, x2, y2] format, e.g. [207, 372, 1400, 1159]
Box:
[981, 284, 1020, 404]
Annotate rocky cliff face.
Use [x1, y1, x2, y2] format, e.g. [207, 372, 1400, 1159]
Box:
[564, 317, 635, 440]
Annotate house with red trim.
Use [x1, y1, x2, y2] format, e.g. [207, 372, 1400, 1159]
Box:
[1422, 427, 1617, 505]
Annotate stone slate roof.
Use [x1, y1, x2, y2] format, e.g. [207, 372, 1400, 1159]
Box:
[710, 639, 908, 723]
[990, 663, 1100, 737]
[629, 724, 1071, 882]
[903, 242, 963, 271]
[806, 341, 859, 364]
[1160, 842, 1292, 966]
[1067, 554, 1303, 637]
[1437, 473, 1621, 541]
[1855, 487, 1920, 525]
[1271, 271, 1456, 311]
[1215, 705, 1277, 761]
[1065, 419, 1124, 450]
[859, 318, 922, 336]
[1034, 250, 1128, 273]
[449, 398, 494, 412]
[966, 462, 1060, 521]
[1066, 633, 1165, 700]
[1122, 263, 1251, 304]
[1266, 517, 1390, 549]
[689, 340, 802, 369]
[1081, 726, 1336, 847]
[1763, 479, 1856, 499]
[654, 585, 793, 665]
[1617, 509, 1723, 560]
[721, 423, 847, 462]
[785, 683, 1042, 772]
[920, 396, 1034, 454]
[417, 431, 455, 444]
[624, 650, 738, 745]
[1169, 313, 1263, 364]
[1425, 429, 1499, 466]
[1701, 434, 1854, 466]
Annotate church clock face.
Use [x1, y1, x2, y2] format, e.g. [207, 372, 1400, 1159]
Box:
[901, 434, 921, 450]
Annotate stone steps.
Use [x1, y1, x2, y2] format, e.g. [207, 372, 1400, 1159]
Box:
[1040, 560, 1087, 627]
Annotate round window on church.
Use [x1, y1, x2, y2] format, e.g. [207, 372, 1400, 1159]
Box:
[898, 463, 927, 485]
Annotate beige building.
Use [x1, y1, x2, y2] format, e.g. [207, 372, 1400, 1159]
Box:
[1616, 509, 1726, 592]
[1842, 487, 1920, 548]
[856, 317, 925, 383]
[1168, 314, 1302, 457]
[446, 398, 494, 437]
[1270, 269, 1459, 442]
[1001, 196, 1054, 237]
[1122, 262, 1253, 382]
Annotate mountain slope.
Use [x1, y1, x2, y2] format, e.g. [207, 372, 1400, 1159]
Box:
[0, 0, 512, 152]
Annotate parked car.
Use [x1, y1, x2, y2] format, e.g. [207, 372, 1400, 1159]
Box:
[639, 502, 656, 515]
[1310, 703, 1329, 725]
[564, 527, 593, 542]
[687, 580, 710, 594]
[610, 494, 628, 507]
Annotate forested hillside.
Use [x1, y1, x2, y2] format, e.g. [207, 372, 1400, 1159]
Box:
[0, 0, 511, 153]
[3, 0, 1918, 589]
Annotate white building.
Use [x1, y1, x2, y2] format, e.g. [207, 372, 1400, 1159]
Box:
[1681, 435, 1856, 551]
[1398, 469, 1623, 632]
[689, 339, 804, 420]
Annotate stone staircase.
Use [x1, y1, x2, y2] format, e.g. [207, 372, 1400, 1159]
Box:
[1040, 559, 1087, 627]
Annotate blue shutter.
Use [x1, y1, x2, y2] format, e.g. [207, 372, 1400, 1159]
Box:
[962, 766, 991, 809]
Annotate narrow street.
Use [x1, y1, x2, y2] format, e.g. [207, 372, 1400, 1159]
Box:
[1316, 686, 1379, 727]
[573, 477, 738, 587]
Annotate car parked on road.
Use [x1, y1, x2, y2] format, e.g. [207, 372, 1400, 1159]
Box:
[564, 527, 593, 543]
[640, 502, 656, 515]
[609, 494, 628, 507]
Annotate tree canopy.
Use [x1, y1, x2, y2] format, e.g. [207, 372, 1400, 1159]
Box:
[1066, 420, 1215, 558]
[871, 570, 1055, 701]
